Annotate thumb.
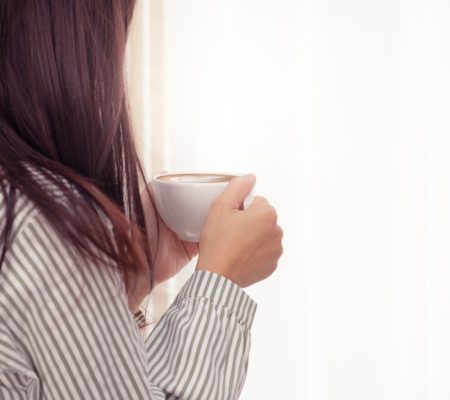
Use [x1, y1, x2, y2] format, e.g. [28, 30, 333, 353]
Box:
[218, 173, 256, 210]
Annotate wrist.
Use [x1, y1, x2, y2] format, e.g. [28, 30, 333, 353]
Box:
[195, 259, 239, 287]
[178, 269, 258, 328]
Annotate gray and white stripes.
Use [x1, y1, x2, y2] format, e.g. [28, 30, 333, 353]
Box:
[0, 187, 257, 399]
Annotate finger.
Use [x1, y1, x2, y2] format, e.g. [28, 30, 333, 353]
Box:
[248, 195, 267, 208]
[218, 173, 256, 210]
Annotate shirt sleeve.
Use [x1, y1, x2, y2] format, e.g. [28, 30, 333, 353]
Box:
[145, 270, 257, 400]
[0, 211, 257, 400]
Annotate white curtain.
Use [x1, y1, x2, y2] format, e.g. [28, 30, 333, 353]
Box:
[126, 0, 185, 323]
[129, 0, 450, 398]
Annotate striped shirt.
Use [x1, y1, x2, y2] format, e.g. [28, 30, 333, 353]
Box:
[0, 176, 257, 399]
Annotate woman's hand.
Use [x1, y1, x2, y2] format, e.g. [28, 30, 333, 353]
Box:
[140, 176, 199, 286]
[196, 174, 283, 288]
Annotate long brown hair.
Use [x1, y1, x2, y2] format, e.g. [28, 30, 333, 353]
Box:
[0, 0, 159, 296]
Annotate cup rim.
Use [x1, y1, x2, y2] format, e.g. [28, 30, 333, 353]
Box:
[152, 171, 247, 185]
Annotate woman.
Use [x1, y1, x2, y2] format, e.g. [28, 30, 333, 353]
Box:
[0, 1, 283, 399]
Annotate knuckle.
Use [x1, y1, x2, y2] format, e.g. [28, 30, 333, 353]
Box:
[262, 210, 277, 232]
[275, 226, 284, 240]
[278, 244, 284, 257]
[266, 205, 277, 223]
[252, 195, 267, 206]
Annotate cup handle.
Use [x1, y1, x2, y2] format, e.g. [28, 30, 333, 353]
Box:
[242, 191, 254, 210]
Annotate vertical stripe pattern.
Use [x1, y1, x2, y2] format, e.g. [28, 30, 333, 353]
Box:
[0, 182, 257, 399]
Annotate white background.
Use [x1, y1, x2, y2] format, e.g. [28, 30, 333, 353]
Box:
[140, 0, 450, 398]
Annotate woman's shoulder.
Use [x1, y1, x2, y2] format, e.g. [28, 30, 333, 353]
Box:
[0, 162, 113, 244]
[0, 178, 41, 242]
[0, 172, 125, 325]
[0, 182, 132, 385]
[0, 162, 76, 227]
[0, 164, 73, 242]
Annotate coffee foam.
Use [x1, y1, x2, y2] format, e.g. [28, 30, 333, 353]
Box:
[157, 173, 235, 183]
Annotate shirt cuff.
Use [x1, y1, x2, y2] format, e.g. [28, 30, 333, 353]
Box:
[173, 270, 258, 329]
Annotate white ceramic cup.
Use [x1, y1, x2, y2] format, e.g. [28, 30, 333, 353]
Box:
[150, 171, 255, 242]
